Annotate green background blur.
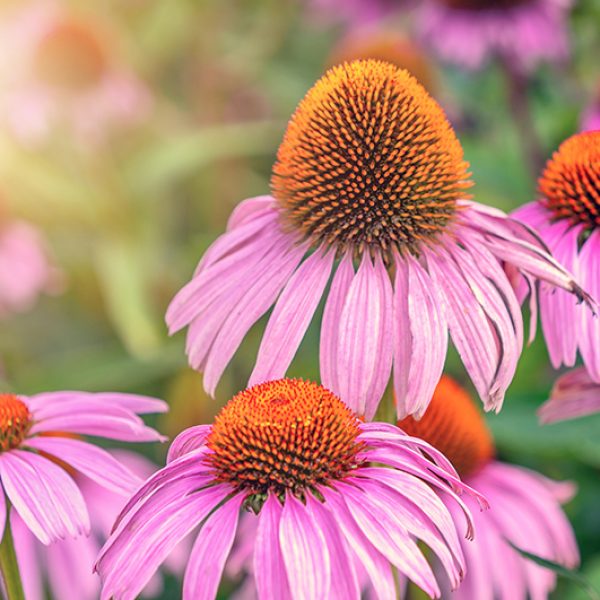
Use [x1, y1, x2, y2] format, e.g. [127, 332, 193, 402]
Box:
[1, 0, 599, 598]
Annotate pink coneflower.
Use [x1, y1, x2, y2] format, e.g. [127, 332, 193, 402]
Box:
[513, 131, 600, 383]
[416, 0, 572, 72]
[12, 451, 185, 600]
[538, 367, 600, 423]
[0, 390, 165, 548]
[0, 0, 151, 145]
[167, 60, 591, 419]
[0, 219, 61, 318]
[399, 375, 579, 599]
[96, 378, 486, 600]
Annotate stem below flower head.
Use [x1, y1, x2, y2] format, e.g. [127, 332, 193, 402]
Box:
[0, 508, 25, 600]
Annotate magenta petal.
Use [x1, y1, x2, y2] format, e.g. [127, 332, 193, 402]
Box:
[249, 249, 334, 386]
[0, 450, 89, 544]
[279, 494, 330, 600]
[167, 425, 211, 463]
[24, 437, 141, 496]
[0, 487, 5, 542]
[11, 513, 45, 600]
[254, 495, 292, 600]
[183, 494, 243, 600]
[320, 253, 354, 395]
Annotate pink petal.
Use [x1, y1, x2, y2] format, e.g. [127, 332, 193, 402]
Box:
[24, 437, 141, 496]
[249, 249, 334, 386]
[0, 450, 89, 544]
[225, 196, 277, 232]
[0, 488, 5, 542]
[279, 494, 330, 600]
[11, 513, 44, 600]
[254, 495, 292, 600]
[167, 425, 211, 463]
[320, 253, 354, 394]
[183, 494, 243, 600]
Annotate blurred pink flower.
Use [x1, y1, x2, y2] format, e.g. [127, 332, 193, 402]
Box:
[0, 0, 151, 145]
[539, 367, 600, 423]
[167, 61, 591, 420]
[0, 390, 166, 546]
[513, 131, 600, 383]
[399, 376, 579, 599]
[416, 0, 572, 72]
[96, 378, 486, 600]
[12, 451, 186, 600]
[0, 219, 61, 318]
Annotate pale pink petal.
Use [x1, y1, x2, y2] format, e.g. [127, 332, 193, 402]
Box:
[225, 196, 277, 232]
[11, 513, 44, 600]
[0, 450, 89, 544]
[249, 249, 334, 386]
[279, 494, 330, 600]
[579, 230, 600, 381]
[24, 437, 141, 496]
[254, 495, 292, 600]
[0, 489, 5, 542]
[320, 253, 354, 393]
[183, 494, 244, 600]
[167, 425, 211, 463]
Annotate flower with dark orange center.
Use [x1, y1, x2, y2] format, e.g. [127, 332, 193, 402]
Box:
[397, 375, 579, 600]
[272, 60, 471, 257]
[514, 131, 600, 383]
[0, 394, 32, 452]
[98, 378, 485, 600]
[168, 58, 590, 420]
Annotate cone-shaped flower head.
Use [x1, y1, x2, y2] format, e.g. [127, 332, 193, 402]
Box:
[0, 390, 166, 546]
[96, 378, 486, 600]
[167, 59, 591, 420]
[514, 131, 600, 384]
[398, 376, 579, 599]
[416, 0, 571, 71]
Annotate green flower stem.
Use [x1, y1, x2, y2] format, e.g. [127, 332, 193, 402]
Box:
[0, 511, 25, 600]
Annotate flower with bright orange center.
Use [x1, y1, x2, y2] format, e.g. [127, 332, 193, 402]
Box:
[271, 60, 472, 257]
[206, 379, 364, 506]
[34, 18, 108, 91]
[0, 393, 32, 452]
[538, 131, 600, 231]
[398, 376, 494, 478]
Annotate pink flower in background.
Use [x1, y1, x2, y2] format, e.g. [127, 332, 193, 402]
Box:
[416, 0, 572, 72]
[399, 376, 579, 599]
[539, 367, 600, 423]
[167, 60, 591, 420]
[513, 131, 600, 383]
[0, 0, 151, 145]
[0, 219, 61, 318]
[96, 378, 486, 600]
[0, 390, 165, 547]
[12, 451, 185, 600]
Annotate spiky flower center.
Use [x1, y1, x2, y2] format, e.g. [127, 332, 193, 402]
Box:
[271, 60, 471, 257]
[539, 131, 600, 230]
[440, 0, 531, 10]
[397, 376, 494, 478]
[0, 394, 32, 452]
[206, 379, 364, 507]
[34, 19, 107, 91]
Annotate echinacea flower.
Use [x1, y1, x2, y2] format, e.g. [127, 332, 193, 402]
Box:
[96, 378, 486, 600]
[416, 0, 572, 72]
[538, 367, 600, 423]
[398, 375, 579, 599]
[513, 131, 600, 383]
[0, 0, 151, 145]
[0, 219, 61, 318]
[12, 451, 186, 600]
[0, 390, 166, 547]
[167, 59, 591, 419]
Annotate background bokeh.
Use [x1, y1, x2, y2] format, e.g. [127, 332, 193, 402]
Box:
[1, 0, 599, 597]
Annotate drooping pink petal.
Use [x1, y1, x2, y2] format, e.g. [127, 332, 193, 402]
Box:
[249, 249, 335, 386]
[279, 494, 331, 600]
[225, 196, 277, 233]
[320, 253, 354, 394]
[11, 512, 44, 600]
[254, 495, 292, 600]
[183, 494, 244, 600]
[167, 425, 211, 463]
[0, 450, 89, 544]
[538, 367, 600, 423]
[0, 486, 5, 542]
[24, 437, 141, 496]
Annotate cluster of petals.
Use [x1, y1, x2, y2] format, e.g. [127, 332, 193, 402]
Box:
[96, 416, 487, 599]
[167, 195, 591, 419]
[0, 391, 166, 547]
